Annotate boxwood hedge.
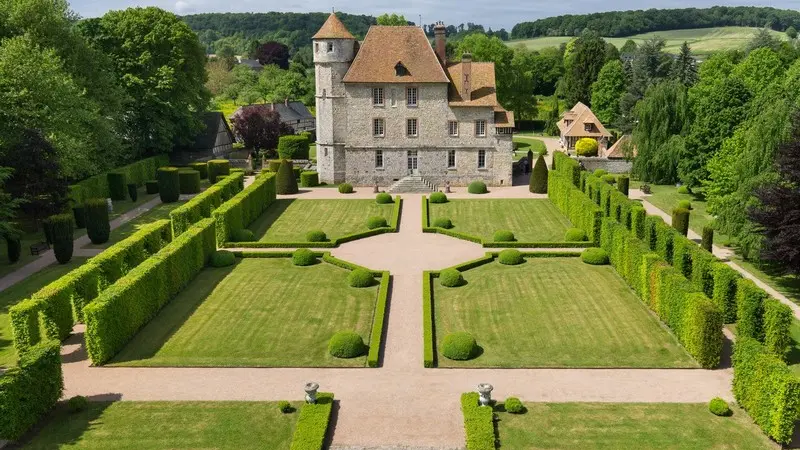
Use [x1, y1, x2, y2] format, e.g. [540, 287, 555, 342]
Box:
[736, 278, 767, 341]
[107, 172, 127, 201]
[170, 173, 243, 237]
[289, 392, 334, 450]
[85, 198, 110, 245]
[213, 172, 277, 244]
[711, 263, 740, 324]
[423, 271, 435, 368]
[178, 169, 201, 195]
[207, 160, 230, 183]
[189, 162, 208, 179]
[157, 167, 180, 203]
[278, 135, 310, 160]
[300, 171, 319, 187]
[460, 392, 495, 450]
[68, 155, 169, 204]
[763, 298, 792, 360]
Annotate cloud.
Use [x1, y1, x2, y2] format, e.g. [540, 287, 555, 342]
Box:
[174, 0, 194, 13]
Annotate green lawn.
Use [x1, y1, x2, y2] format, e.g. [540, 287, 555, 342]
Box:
[428, 199, 572, 243]
[434, 257, 695, 368]
[494, 403, 777, 449]
[0, 258, 89, 368]
[249, 199, 395, 243]
[513, 136, 547, 161]
[21, 401, 301, 449]
[111, 258, 379, 367]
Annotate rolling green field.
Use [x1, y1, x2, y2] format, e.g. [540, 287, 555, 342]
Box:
[434, 257, 695, 368]
[428, 199, 572, 243]
[494, 403, 777, 449]
[250, 199, 395, 242]
[111, 258, 378, 367]
[21, 401, 301, 449]
[508, 27, 787, 55]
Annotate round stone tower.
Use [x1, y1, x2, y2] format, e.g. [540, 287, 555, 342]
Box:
[313, 13, 356, 184]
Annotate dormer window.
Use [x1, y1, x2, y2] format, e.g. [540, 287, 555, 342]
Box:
[395, 62, 409, 77]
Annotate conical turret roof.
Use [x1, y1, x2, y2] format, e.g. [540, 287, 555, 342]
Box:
[313, 13, 355, 39]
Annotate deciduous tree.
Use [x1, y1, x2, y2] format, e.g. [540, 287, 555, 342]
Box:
[230, 105, 292, 152]
[376, 13, 408, 26]
[562, 31, 607, 106]
[254, 41, 290, 69]
[591, 60, 626, 125]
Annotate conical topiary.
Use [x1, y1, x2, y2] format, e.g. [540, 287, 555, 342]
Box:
[276, 159, 299, 194]
[529, 154, 548, 193]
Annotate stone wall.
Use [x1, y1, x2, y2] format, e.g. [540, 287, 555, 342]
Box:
[577, 156, 632, 174]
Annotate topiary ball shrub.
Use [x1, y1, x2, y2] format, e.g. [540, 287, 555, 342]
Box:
[581, 247, 609, 265]
[189, 162, 208, 179]
[564, 228, 588, 242]
[276, 160, 299, 195]
[677, 185, 691, 194]
[127, 183, 138, 202]
[300, 171, 319, 187]
[306, 230, 327, 242]
[498, 249, 524, 265]
[328, 331, 366, 358]
[85, 198, 110, 245]
[367, 216, 388, 229]
[157, 167, 180, 203]
[67, 395, 89, 414]
[439, 268, 464, 287]
[292, 248, 317, 266]
[231, 228, 255, 242]
[338, 183, 354, 194]
[348, 268, 374, 288]
[49, 214, 74, 264]
[601, 174, 616, 185]
[376, 193, 393, 204]
[677, 199, 692, 210]
[278, 400, 292, 414]
[708, 397, 731, 417]
[211, 250, 236, 267]
[504, 397, 525, 414]
[493, 230, 515, 242]
[145, 180, 159, 194]
[529, 154, 548, 194]
[208, 159, 231, 183]
[576, 138, 599, 157]
[429, 192, 448, 203]
[441, 332, 478, 360]
[432, 218, 453, 229]
[107, 172, 127, 201]
[468, 181, 488, 194]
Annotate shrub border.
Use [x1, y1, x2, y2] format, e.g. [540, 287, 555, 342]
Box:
[460, 392, 496, 450]
[289, 392, 334, 450]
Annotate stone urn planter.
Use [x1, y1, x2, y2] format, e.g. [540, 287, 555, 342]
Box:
[304, 382, 319, 404]
[477, 383, 493, 407]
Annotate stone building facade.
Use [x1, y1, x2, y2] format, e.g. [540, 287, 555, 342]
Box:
[313, 14, 514, 187]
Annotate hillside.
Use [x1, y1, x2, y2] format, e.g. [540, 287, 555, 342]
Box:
[507, 26, 788, 55]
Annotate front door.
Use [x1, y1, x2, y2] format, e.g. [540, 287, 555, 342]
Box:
[407, 150, 419, 175]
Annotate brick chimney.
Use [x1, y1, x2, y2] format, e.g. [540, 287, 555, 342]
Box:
[461, 53, 472, 101]
[434, 22, 446, 66]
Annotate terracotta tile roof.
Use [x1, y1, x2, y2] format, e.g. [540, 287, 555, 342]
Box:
[342, 26, 449, 84]
[312, 13, 355, 40]
[606, 134, 636, 158]
[446, 62, 499, 107]
[558, 102, 612, 137]
[494, 107, 515, 127]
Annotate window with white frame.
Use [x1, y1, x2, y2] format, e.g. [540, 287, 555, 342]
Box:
[372, 87, 384, 106]
[475, 120, 486, 137]
[373, 118, 385, 137]
[448, 121, 459, 136]
[375, 150, 384, 168]
[478, 150, 486, 168]
[407, 118, 418, 137]
[447, 150, 456, 168]
[406, 87, 418, 106]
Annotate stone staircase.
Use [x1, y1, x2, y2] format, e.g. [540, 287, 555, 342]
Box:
[387, 175, 436, 193]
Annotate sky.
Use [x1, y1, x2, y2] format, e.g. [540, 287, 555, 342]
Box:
[70, 0, 798, 30]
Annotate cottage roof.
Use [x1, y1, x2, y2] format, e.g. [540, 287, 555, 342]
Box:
[494, 108, 515, 128]
[606, 134, 636, 158]
[445, 61, 499, 107]
[558, 102, 612, 138]
[312, 13, 355, 40]
[342, 26, 449, 84]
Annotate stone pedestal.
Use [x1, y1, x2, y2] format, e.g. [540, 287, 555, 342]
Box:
[477, 383, 493, 407]
[304, 382, 319, 404]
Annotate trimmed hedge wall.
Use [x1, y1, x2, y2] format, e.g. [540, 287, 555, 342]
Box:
[85, 198, 110, 245]
[736, 278, 767, 341]
[9, 220, 173, 357]
[213, 172, 277, 244]
[49, 214, 74, 264]
[83, 219, 213, 365]
[107, 172, 127, 201]
[278, 135, 310, 160]
[170, 173, 243, 237]
[711, 263, 740, 324]
[548, 162, 602, 244]
[208, 160, 230, 183]
[423, 271, 435, 368]
[178, 169, 201, 194]
[157, 167, 181, 203]
[68, 155, 170, 204]
[289, 392, 334, 450]
[367, 272, 390, 368]
[300, 171, 319, 187]
[189, 162, 208, 179]
[733, 338, 800, 444]
[0, 340, 63, 440]
[764, 299, 793, 360]
[460, 392, 496, 450]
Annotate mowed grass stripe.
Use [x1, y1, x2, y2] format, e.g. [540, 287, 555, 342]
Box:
[434, 258, 696, 368]
[428, 199, 571, 242]
[249, 199, 395, 242]
[111, 258, 378, 367]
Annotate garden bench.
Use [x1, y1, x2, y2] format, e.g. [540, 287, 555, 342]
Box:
[30, 242, 50, 255]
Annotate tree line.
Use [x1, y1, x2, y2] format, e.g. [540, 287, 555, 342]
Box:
[512, 6, 800, 39]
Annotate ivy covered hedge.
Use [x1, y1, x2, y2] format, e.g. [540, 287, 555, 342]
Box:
[0, 340, 63, 440]
[170, 172, 243, 237]
[212, 172, 277, 244]
[69, 155, 170, 204]
[289, 392, 334, 450]
[9, 220, 173, 357]
[460, 392, 496, 450]
[84, 219, 216, 365]
[733, 338, 800, 444]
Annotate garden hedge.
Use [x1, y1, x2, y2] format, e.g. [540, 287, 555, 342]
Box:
[672, 207, 690, 236]
[547, 167, 602, 244]
[207, 160, 230, 183]
[170, 172, 242, 237]
[0, 340, 63, 440]
[467, 181, 488, 194]
[213, 172, 277, 244]
[49, 214, 74, 264]
[733, 338, 800, 444]
[702, 226, 714, 252]
[617, 175, 629, 195]
[178, 169, 201, 195]
[338, 183, 353, 194]
[328, 331, 366, 358]
[367, 216, 388, 229]
[292, 248, 317, 266]
[423, 271, 435, 368]
[107, 172, 127, 201]
[145, 180, 159, 194]
[442, 332, 477, 360]
[376, 192, 393, 204]
[127, 183, 138, 202]
[278, 135, 310, 160]
[529, 154, 548, 193]
[72, 206, 86, 229]
[433, 218, 453, 229]
[289, 392, 334, 450]
[68, 155, 169, 204]
[83, 218, 215, 365]
[85, 198, 110, 245]
[367, 272, 390, 367]
[736, 278, 767, 341]
[5, 236, 21, 263]
[581, 247, 609, 265]
[189, 162, 208, 179]
[575, 137, 599, 156]
[711, 263, 740, 324]
[460, 392, 495, 450]
[211, 250, 236, 267]
[267, 160, 281, 173]
[763, 298, 792, 360]
[9, 220, 173, 356]
[157, 167, 180, 203]
[439, 268, 464, 287]
[276, 160, 299, 195]
[300, 171, 319, 187]
[429, 192, 448, 203]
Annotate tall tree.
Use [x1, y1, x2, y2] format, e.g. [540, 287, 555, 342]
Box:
[591, 60, 627, 125]
[746, 28, 782, 53]
[749, 112, 800, 275]
[376, 13, 408, 26]
[671, 42, 698, 86]
[455, 34, 515, 109]
[545, 96, 560, 136]
[617, 37, 672, 130]
[257, 65, 313, 105]
[503, 48, 538, 120]
[605, 42, 620, 63]
[254, 41, 290, 69]
[0, 167, 22, 240]
[562, 31, 607, 106]
[80, 7, 210, 156]
[787, 26, 798, 40]
[620, 39, 637, 54]
[732, 47, 785, 95]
